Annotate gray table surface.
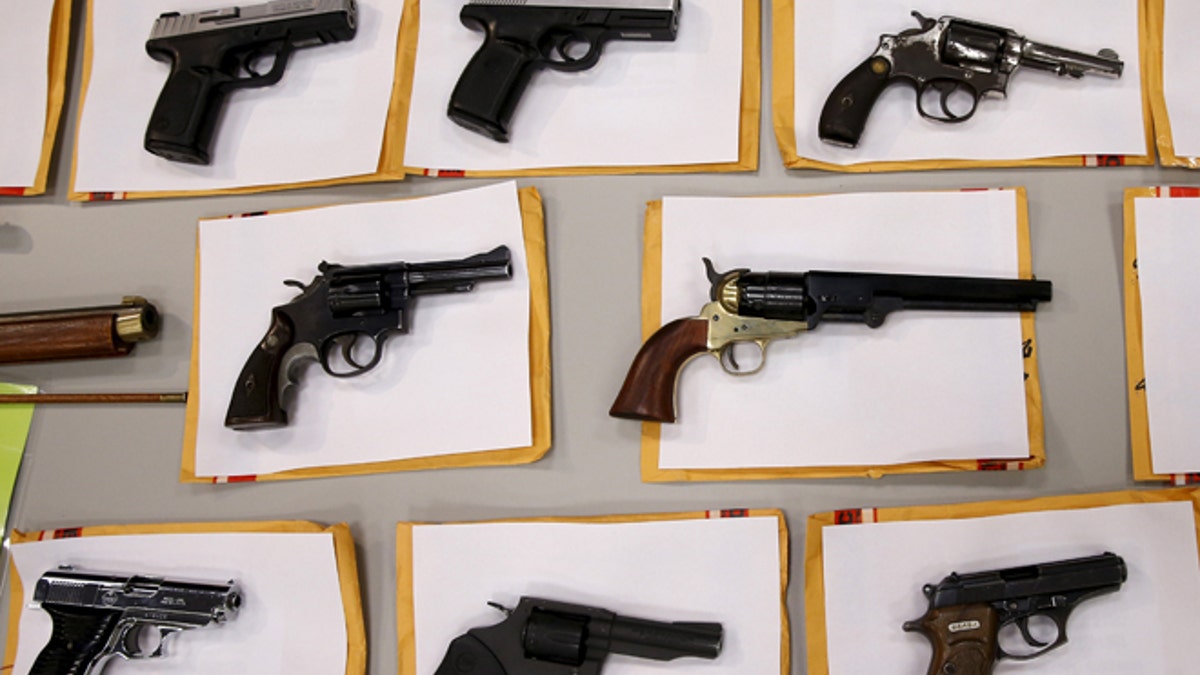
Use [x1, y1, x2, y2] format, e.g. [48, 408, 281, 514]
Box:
[0, 4, 1191, 673]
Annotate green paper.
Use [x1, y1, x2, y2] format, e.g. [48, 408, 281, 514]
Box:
[0, 383, 36, 534]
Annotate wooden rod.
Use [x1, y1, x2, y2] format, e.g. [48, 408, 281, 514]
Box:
[0, 393, 187, 404]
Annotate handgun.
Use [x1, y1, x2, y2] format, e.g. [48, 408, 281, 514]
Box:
[30, 566, 241, 675]
[225, 245, 513, 430]
[144, 0, 357, 164]
[448, 0, 680, 142]
[818, 11, 1123, 148]
[610, 257, 1051, 423]
[0, 297, 159, 365]
[903, 552, 1126, 675]
[435, 596, 723, 675]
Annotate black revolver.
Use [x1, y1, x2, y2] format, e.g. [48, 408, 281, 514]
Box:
[818, 11, 1123, 148]
[435, 597, 723, 675]
[904, 552, 1127, 675]
[610, 258, 1051, 423]
[31, 567, 241, 675]
[144, 0, 357, 164]
[449, 0, 680, 142]
[225, 246, 512, 430]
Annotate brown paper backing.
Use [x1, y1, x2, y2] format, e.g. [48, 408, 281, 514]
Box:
[802, 487, 1200, 674]
[180, 186, 551, 482]
[1144, 0, 1200, 168]
[2, 520, 366, 675]
[394, 509, 791, 675]
[638, 187, 1046, 481]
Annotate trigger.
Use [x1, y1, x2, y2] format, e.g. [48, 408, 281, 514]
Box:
[1017, 617, 1049, 648]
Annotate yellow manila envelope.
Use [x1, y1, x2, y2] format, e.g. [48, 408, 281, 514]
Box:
[0, 0, 70, 197]
[396, 510, 791, 675]
[632, 188, 1045, 481]
[1123, 186, 1200, 483]
[396, 0, 759, 177]
[4, 520, 365, 674]
[774, 0, 1154, 172]
[805, 488, 1200, 674]
[182, 183, 550, 482]
[1145, 0, 1200, 167]
[69, 0, 409, 201]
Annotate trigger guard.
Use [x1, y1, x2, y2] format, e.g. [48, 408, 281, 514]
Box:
[718, 342, 767, 376]
[322, 334, 383, 378]
[917, 80, 977, 122]
[543, 32, 601, 71]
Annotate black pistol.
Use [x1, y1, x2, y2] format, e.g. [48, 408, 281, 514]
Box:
[904, 552, 1127, 675]
[436, 596, 723, 675]
[225, 246, 513, 430]
[448, 0, 680, 142]
[611, 257, 1052, 423]
[144, 0, 358, 164]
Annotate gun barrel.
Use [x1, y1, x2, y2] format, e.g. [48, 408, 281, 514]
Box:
[728, 270, 1051, 324]
[404, 245, 514, 295]
[1020, 40, 1123, 78]
[606, 616, 724, 661]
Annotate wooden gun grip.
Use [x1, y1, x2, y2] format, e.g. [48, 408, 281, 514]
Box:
[609, 318, 709, 423]
[904, 603, 999, 675]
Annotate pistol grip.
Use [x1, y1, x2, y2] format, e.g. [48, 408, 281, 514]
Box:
[448, 28, 542, 142]
[818, 56, 894, 148]
[225, 309, 296, 430]
[434, 633, 508, 675]
[904, 604, 999, 675]
[31, 606, 121, 675]
[144, 44, 233, 165]
[610, 318, 710, 424]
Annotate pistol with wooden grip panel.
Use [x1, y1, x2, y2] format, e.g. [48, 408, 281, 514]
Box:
[610, 258, 1051, 424]
[903, 553, 1127, 675]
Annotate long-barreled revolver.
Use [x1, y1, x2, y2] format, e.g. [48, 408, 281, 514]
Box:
[30, 566, 241, 675]
[903, 552, 1126, 675]
[225, 246, 513, 430]
[818, 11, 1123, 148]
[435, 596, 723, 674]
[144, 0, 358, 164]
[449, 0, 680, 142]
[0, 297, 159, 365]
[610, 258, 1051, 423]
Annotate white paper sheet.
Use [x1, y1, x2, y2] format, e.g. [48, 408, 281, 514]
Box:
[193, 182, 532, 477]
[9, 531, 347, 674]
[1162, 2, 1200, 158]
[409, 516, 782, 675]
[1133, 197, 1200, 474]
[73, 0, 402, 194]
[656, 190, 1032, 469]
[0, 0, 55, 189]
[792, 0, 1145, 164]
[402, 0, 743, 171]
[821, 500, 1200, 674]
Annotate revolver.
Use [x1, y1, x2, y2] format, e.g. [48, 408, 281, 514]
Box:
[435, 596, 723, 674]
[225, 246, 512, 430]
[449, 0, 680, 142]
[610, 258, 1051, 423]
[904, 552, 1126, 675]
[30, 567, 241, 675]
[144, 0, 357, 164]
[818, 11, 1123, 148]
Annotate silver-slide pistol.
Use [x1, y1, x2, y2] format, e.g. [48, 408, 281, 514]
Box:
[29, 567, 241, 675]
[818, 11, 1123, 148]
[449, 0, 680, 142]
[144, 0, 357, 164]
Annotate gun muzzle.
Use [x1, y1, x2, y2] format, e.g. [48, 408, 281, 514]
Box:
[404, 245, 514, 295]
